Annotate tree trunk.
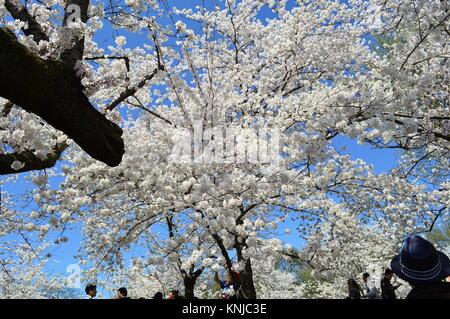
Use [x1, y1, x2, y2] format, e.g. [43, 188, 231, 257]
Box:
[237, 258, 257, 299]
[183, 276, 196, 299]
[183, 268, 202, 299]
[234, 241, 257, 299]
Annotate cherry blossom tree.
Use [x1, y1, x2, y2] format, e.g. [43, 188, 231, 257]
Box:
[283, 155, 448, 298]
[1, 0, 448, 299]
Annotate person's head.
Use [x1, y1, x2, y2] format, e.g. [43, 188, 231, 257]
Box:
[390, 235, 450, 286]
[347, 278, 359, 289]
[362, 273, 370, 283]
[85, 283, 97, 297]
[152, 292, 163, 299]
[168, 290, 179, 299]
[384, 268, 394, 280]
[117, 287, 127, 298]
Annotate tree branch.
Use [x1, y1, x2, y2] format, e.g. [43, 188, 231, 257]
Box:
[0, 27, 124, 168]
[4, 0, 49, 44]
[106, 67, 162, 111]
[0, 141, 69, 175]
[59, 0, 90, 68]
[106, 38, 165, 111]
[1, 101, 14, 117]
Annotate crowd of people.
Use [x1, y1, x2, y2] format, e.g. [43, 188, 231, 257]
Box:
[84, 235, 449, 300]
[83, 270, 240, 300]
[346, 235, 450, 299]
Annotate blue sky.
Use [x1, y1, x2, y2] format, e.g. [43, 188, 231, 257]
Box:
[0, 0, 401, 298]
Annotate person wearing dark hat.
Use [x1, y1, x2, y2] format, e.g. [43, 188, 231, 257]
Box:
[380, 268, 401, 299]
[85, 283, 97, 299]
[390, 235, 450, 299]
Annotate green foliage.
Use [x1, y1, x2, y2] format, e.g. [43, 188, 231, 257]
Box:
[426, 221, 450, 250]
[274, 250, 314, 283]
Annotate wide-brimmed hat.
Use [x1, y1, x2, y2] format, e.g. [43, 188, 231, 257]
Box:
[391, 235, 450, 285]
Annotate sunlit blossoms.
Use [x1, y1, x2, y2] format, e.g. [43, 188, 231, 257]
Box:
[0, 0, 448, 299]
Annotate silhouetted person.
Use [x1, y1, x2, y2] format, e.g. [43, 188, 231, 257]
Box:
[168, 289, 184, 299]
[152, 292, 163, 299]
[85, 283, 97, 299]
[380, 268, 401, 299]
[362, 273, 378, 299]
[117, 287, 130, 299]
[346, 278, 361, 299]
[391, 235, 450, 299]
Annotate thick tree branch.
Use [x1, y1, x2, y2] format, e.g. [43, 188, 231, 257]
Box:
[0, 27, 124, 169]
[4, 0, 49, 44]
[1, 101, 14, 117]
[211, 233, 235, 273]
[60, 0, 89, 68]
[0, 142, 69, 175]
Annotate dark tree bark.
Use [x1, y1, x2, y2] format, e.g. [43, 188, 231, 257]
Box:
[0, 0, 125, 174]
[230, 205, 258, 299]
[3, 0, 49, 44]
[0, 141, 69, 175]
[235, 245, 257, 299]
[60, 0, 90, 69]
[183, 268, 203, 299]
[0, 27, 124, 170]
[211, 231, 257, 299]
[166, 216, 203, 299]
